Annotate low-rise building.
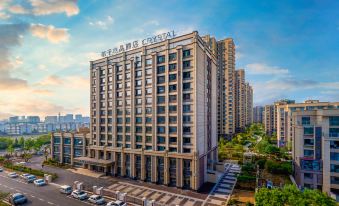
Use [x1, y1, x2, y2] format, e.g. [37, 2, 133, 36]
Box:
[292, 109, 339, 198]
[51, 131, 89, 168]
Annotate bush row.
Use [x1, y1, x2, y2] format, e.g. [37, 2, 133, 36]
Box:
[3, 162, 58, 180]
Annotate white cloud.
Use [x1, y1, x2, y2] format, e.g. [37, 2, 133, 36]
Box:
[29, 0, 79, 16]
[30, 24, 69, 43]
[8, 4, 29, 14]
[0, 11, 10, 19]
[89, 15, 114, 30]
[246, 63, 289, 75]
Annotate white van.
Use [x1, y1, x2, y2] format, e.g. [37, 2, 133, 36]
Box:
[59, 185, 72, 195]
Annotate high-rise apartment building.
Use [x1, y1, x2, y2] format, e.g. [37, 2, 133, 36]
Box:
[245, 82, 253, 126]
[253, 106, 264, 124]
[82, 31, 218, 190]
[235, 69, 245, 132]
[263, 105, 275, 136]
[292, 109, 339, 198]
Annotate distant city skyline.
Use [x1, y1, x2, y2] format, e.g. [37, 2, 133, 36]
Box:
[1, 0, 339, 119]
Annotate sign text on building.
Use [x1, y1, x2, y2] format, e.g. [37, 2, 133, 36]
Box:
[101, 30, 176, 57]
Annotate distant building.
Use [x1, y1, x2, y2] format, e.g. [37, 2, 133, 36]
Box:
[253, 106, 264, 124]
[27, 116, 40, 123]
[9, 116, 19, 123]
[292, 109, 339, 198]
[45, 116, 58, 123]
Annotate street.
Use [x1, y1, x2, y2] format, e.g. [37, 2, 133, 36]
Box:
[0, 170, 91, 206]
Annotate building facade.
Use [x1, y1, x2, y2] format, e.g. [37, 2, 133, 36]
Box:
[253, 106, 264, 124]
[83, 31, 218, 190]
[51, 131, 89, 167]
[245, 82, 253, 126]
[263, 105, 275, 136]
[292, 109, 339, 198]
[277, 100, 339, 148]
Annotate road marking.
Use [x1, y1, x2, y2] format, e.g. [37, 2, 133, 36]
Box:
[31, 195, 35, 198]
[39, 198, 44, 201]
[48, 201, 54, 205]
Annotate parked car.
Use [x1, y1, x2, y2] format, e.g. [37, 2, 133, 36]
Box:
[8, 193, 27, 205]
[0, 167, 3, 172]
[33, 179, 46, 186]
[15, 162, 26, 166]
[26, 175, 37, 183]
[8, 172, 18, 178]
[89, 195, 105, 205]
[59, 185, 72, 195]
[71, 190, 88, 200]
[20, 173, 31, 179]
[107, 200, 127, 206]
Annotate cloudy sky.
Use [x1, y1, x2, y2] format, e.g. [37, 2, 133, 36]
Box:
[0, 0, 339, 119]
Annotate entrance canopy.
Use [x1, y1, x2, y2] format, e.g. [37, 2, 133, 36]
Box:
[74, 157, 114, 167]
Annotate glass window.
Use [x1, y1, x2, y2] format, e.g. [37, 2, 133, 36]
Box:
[169, 85, 177, 92]
[183, 105, 191, 113]
[330, 116, 339, 126]
[157, 76, 165, 84]
[146, 78, 152, 85]
[136, 126, 142, 133]
[169, 126, 177, 134]
[157, 136, 165, 144]
[146, 88, 152, 95]
[169, 105, 177, 113]
[183, 126, 191, 134]
[135, 70, 142, 77]
[183, 93, 191, 101]
[183, 60, 191, 68]
[135, 117, 142, 123]
[136, 107, 142, 114]
[157, 55, 165, 64]
[169, 95, 177, 103]
[157, 66, 165, 74]
[146, 107, 152, 114]
[302, 116, 310, 125]
[146, 117, 152, 123]
[304, 127, 314, 135]
[169, 74, 176, 82]
[169, 63, 176, 72]
[169, 116, 177, 123]
[157, 96, 165, 104]
[136, 80, 142, 86]
[330, 128, 339, 137]
[136, 135, 142, 142]
[157, 86, 165, 94]
[169, 137, 177, 143]
[136, 89, 142, 96]
[183, 50, 191, 57]
[146, 59, 152, 65]
[136, 98, 142, 105]
[125, 72, 131, 79]
[169, 53, 176, 61]
[157, 116, 165, 124]
[146, 68, 152, 75]
[157, 106, 165, 114]
[146, 97, 152, 104]
[304, 149, 314, 157]
[146, 136, 152, 143]
[183, 72, 191, 79]
[183, 115, 191, 123]
[183, 82, 191, 90]
[157, 126, 166, 134]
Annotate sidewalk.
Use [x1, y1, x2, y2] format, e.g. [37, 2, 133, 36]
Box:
[67, 168, 105, 178]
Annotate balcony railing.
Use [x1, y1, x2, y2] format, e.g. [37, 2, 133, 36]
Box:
[330, 133, 339, 138]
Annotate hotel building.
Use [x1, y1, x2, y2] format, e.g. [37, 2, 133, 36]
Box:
[81, 31, 218, 190]
[277, 100, 339, 148]
[292, 109, 339, 198]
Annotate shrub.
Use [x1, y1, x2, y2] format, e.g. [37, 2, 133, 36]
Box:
[3, 162, 58, 180]
[256, 159, 266, 169]
[265, 160, 292, 175]
[238, 174, 256, 182]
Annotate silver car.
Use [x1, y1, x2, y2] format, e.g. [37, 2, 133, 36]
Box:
[89, 195, 105, 205]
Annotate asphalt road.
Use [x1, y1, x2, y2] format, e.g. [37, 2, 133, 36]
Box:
[0, 170, 92, 206]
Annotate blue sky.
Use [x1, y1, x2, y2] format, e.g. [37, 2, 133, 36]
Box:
[0, 0, 339, 119]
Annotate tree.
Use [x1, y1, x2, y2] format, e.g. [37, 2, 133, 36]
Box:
[21, 153, 33, 162]
[18, 137, 25, 148]
[24, 138, 34, 152]
[6, 144, 14, 156]
[255, 185, 336, 206]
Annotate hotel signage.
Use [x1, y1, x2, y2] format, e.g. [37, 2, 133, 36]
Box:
[101, 30, 176, 57]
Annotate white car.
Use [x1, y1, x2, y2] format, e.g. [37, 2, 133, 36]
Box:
[8, 172, 18, 178]
[20, 173, 31, 179]
[26, 175, 37, 183]
[88, 195, 105, 205]
[71, 190, 88, 200]
[107, 200, 127, 206]
[33, 179, 46, 186]
[0, 167, 3, 172]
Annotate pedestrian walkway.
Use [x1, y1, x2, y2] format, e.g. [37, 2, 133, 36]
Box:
[67, 168, 105, 178]
[202, 163, 241, 206]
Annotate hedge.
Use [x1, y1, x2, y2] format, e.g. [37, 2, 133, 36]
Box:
[265, 160, 292, 175]
[3, 162, 58, 180]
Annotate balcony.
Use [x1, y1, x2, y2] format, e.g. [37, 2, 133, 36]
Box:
[330, 133, 339, 138]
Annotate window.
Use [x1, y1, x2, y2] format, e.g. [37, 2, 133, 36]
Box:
[304, 139, 314, 146]
[304, 149, 314, 157]
[126, 126, 130, 133]
[126, 64, 131, 70]
[169, 95, 177, 103]
[158, 146, 166, 151]
[135, 61, 142, 67]
[169, 137, 177, 143]
[157, 116, 165, 124]
[146, 78, 152, 85]
[183, 105, 191, 113]
[169, 74, 176, 82]
[126, 117, 130, 123]
[183, 82, 191, 90]
[183, 60, 191, 68]
[169, 147, 177, 152]
[157, 86, 165, 94]
[157, 106, 165, 114]
[136, 126, 142, 133]
[157, 96, 165, 104]
[146, 59, 152, 65]
[169, 53, 176, 61]
[183, 50, 191, 57]
[135, 70, 142, 77]
[125, 72, 131, 79]
[183, 72, 191, 79]
[157, 126, 165, 134]
[169, 127, 177, 134]
[169, 63, 176, 72]
[183, 93, 191, 101]
[330, 128, 339, 137]
[136, 80, 142, 86]
[183, 137, 191, 144]
[136, 136, 142, 142]
[146, 126, 152, 133]
[146, 68, 152, 75]
[125, 82, 130, 88]
[183, 148, 191, 153]
[146, 117, 152, 123]
[183, 126, 191, 134]
[157, 76, 165, 84]
[169, 105, 177, 113]
[304, 127, 314, 135]
[117, 118, 123, 124]
[157, 136, 165, 144]
[126, 90, 131, 97]
[146, 107, 152, 114]
[157, 66, 165, 74]
[146, 146, 152, 150]
[146, 88, 152, 95]
[146, 136, 152, 143]
[116, 65, 122, 72]
[157, 55, 165, 63]
[169, 85, 177, 92]
[183, 115, 191, 123]
[136, 89, 142, 96]
[136, 107, 142, 114]
[146, 97, 152, 104]
[302, 116, 310, 125]
[330, 116, 339, 126]
[169, 116, 177, 124]
[136, 98, 142, 105]
[135, 117, 142, 123]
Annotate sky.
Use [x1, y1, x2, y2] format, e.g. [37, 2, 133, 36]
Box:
[0, 0, 339, 119]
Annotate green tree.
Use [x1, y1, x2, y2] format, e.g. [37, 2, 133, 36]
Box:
[6, 144, 14, 156]
[21, 153, 33, 162]
[18, 137, 25, 148]
[255, 185, 336, 206]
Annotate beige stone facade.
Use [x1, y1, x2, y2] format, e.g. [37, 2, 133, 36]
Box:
[292, 109, 339, 197]
[87, 31, 218, 190]
[277, 100, 339, 148]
